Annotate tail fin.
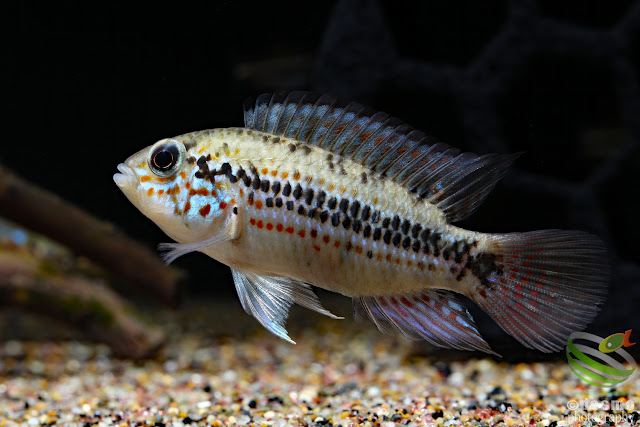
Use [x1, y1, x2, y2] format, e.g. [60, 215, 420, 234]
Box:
[468, 230, 608, 352]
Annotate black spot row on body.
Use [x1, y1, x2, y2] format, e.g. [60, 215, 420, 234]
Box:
[214, 161, 480, 268]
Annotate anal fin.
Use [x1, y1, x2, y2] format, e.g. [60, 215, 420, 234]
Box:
[232, 269, 342, 344]
[353, 289, 496, 355]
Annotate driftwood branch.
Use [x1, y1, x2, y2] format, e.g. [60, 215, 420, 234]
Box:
[0, 164, 182, 305]
[0, 251, 165, 358]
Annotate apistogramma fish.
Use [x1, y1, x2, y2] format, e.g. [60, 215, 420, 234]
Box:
[114, 92, 607, 353]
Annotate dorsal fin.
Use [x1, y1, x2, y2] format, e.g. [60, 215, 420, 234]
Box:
[243, 91, 518, 222]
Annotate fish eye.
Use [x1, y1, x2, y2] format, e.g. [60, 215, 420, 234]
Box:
[148, 140, 185, 177]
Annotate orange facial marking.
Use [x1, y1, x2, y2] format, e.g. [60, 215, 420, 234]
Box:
[239, 188, 244, 197]
[189, 189, 197, 196]
[230, 199, 236, 205]
[276, 224, 283, 232]
[180, 172, 187, 179]
[219, 202, 227, 210]
[298, 230, 306, 238]
[197, 188, 209, 196]
[257, 220, 264, 229]
[261, 168, 269, 175]
[266, 223, 273, 230]
[185, 182, 191, 189]
[147, 188, 154, 197]
[255, 200, 263, 209]
[140, 176, 151, 182]
[285, 227, 294, 234]
[184, 201, 191, 213]
[198, 146, 205, 154]
[199, 204, 211, 217]
[250, 218, 256, 225]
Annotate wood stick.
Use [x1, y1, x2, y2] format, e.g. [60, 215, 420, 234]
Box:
[0, 165, 182, 305]
[0, 251, 165, 359]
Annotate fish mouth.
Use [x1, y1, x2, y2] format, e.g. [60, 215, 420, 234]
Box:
[113, 163, 137, 189]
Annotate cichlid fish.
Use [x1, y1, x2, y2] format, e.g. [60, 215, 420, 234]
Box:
[114, 92, 607, 353]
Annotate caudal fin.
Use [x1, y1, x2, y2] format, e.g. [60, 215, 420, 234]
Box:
[468, 230, 608, 352]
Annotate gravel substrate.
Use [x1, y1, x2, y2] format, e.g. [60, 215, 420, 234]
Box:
[0, 297, 638, 426]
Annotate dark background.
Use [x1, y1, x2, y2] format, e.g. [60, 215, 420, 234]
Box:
[3, 1, 639, 355]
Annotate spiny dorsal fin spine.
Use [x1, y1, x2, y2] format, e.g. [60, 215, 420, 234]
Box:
[243, 91, 516, 222]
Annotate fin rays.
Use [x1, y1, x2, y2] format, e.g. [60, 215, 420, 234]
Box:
[353, 289, 496, 355]
[231, 269, 341, 344]
[244, 91, 516, 222]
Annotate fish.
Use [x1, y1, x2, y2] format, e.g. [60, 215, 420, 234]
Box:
[113, 91, 608, 354]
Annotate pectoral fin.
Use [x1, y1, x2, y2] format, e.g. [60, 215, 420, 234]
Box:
[158, 204, 241, 264]
[231, 269, 342, 344]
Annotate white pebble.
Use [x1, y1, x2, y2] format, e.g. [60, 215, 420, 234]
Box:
[220, 370, 237, 382]
[163, 360, 178, 373]
[448, 371, 464, 387]
[236, 414, 251, 425]
[196, 401, 211, 408]
[520, 369, 534, 380]
[28, 418, 38, 426]
[366, 386, 380, 397]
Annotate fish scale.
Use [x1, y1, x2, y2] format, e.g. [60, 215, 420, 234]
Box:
[114, 91, 608, 353]
[184, 128, 482, 298]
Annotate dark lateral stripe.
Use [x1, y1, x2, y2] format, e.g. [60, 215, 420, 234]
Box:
[272, 181, 281, 195]
[349, 201, 360, 218]
[304, 188, 314, 205]
[293, 184, 302, 199]
[360, 205, 371, 221]
[282, 183, 292, 197]
[221, 166, 472, 262]
[327, 197, 337, 210]
[331, 212, 340, 227]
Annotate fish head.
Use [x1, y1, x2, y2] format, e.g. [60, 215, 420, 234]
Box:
[114, 136, 230, 243]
